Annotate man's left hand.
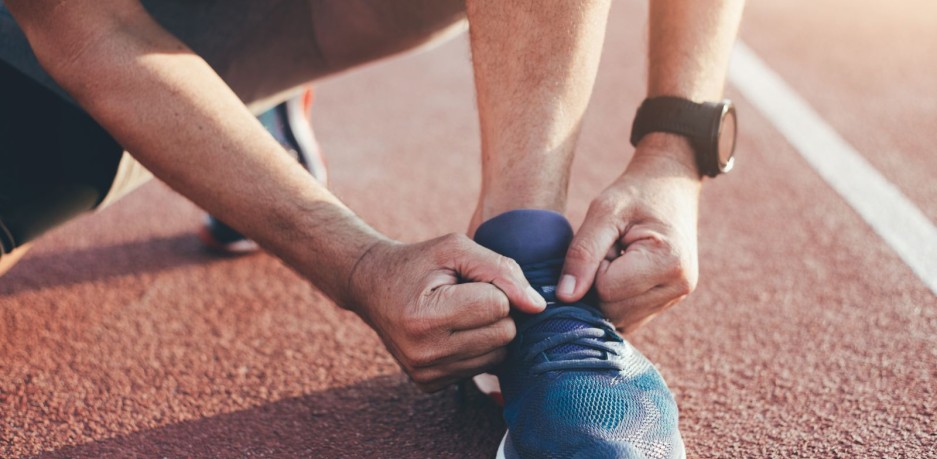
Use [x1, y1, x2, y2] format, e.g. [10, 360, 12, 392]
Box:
[557, 139, 702, 333]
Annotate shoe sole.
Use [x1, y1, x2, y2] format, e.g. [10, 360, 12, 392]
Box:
[196, 223, 260, 255]
[495, 432, 510, 459]
[494, 429, 687, 459]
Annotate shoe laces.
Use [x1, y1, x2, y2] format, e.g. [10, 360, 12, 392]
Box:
[518, 305, 629, 374]
[517, 260, 630, 374]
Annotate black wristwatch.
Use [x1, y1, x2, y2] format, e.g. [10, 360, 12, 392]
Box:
[630, 96, 737, 177]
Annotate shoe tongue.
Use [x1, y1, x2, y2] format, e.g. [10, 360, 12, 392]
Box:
[473, 209, 573, 284]
[475, 210, 603, 360]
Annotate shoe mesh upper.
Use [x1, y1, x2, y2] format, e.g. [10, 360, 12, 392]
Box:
[498, 310, 680, 459]
[473, 209, 683, 459]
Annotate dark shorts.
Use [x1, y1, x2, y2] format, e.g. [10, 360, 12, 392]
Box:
[0, 0, 465, 255]
[0, 60, 124, 253]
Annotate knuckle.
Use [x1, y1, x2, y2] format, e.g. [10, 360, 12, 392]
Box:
[494, 319, 517, 345]
[476, 288, 510, 322]
[565, 240, 597, 264]
[402, 314, 434, 339]
[673, 274, 695, 296]
[644, 231, 669, 246]
[653, 248, 682, 277]
[441, 232, 470, 249]
[664, 258, 683, 280]
[661, 258, 697, 296]
[589, 196, 619, 215]
[403, 300, 446, 338]
[432, 233, 470, 261]
[408, 348, 438, 368]
[479, 319, 516, 348]
[492, 293, 511, 319]
[499, 255, 523, 277]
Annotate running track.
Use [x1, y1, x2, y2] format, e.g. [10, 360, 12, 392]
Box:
[2, 1, 935, 457]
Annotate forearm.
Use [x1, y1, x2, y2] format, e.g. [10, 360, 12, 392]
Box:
[466, 0, 611, 225]
[640, 0, 746, 167]
[11, 2, 387, 307]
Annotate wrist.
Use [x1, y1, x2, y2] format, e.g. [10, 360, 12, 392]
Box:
[343, 238, 399, 319]
[632, 132, 702, 181]
[264, 201, 393, 314]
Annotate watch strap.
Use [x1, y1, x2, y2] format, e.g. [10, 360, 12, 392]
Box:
[630, 96, 720, 176]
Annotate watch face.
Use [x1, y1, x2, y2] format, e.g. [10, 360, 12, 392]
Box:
[717, 102, 737, 172]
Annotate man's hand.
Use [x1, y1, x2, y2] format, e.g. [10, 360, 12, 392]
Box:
[557, 136, 701, 333]
[348, 234, 546, 392]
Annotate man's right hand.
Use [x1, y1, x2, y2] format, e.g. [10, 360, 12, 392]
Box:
[348, 233, 546, 392]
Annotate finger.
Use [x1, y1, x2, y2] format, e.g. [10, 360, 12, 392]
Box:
[440, 282, 511, 331]
[596, 233, 689, 303]
[448, 317, 516, 359]
[411, 317, 515, 368]
[413, 347, 508, 393]
[596, 242, 671, 302]
[558, 206, 621, 303]
[452, 241, 546, 314]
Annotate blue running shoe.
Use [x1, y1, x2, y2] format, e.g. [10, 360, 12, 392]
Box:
[474, 209, 685, 459]
[198, 88, 328, 254]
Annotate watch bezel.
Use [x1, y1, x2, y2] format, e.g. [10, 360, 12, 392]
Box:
[711, 100, 737, 174]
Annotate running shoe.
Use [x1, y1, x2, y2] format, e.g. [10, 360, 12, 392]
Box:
[198, 88, 328, 254]
[473, 209, 685, 459]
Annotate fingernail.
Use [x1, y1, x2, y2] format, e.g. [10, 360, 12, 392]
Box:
[558, 275, 576, 297]
[526, 285, 547, 308]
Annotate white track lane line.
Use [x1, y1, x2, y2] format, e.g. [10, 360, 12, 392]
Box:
[729, 42, 937, 295]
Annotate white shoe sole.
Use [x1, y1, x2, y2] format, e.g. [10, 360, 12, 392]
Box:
[494, 430, 687, 459]
[495, 431, 509, 459]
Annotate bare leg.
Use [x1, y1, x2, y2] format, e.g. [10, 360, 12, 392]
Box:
[143, 0, 467, 111]
[465, 0, 612, 233]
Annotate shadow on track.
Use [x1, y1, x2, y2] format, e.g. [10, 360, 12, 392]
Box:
[37, 374, 505, 459]
[0, 233, 225, 295]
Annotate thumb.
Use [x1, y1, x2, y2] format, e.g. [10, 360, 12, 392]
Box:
[454, 243, 547, 314]
[558, 213, 621, 303]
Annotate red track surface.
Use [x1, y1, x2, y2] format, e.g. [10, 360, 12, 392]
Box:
[741, 0, 937, 224]
[2, 2, 935, 457]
